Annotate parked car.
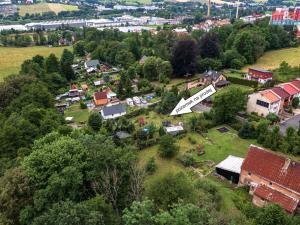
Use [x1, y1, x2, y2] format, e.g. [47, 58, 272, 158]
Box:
[140, 97, 147, 104]
[133, 96, 141, 105]
[126, 98, 134, 106]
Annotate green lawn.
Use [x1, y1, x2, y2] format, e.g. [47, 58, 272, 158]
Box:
[138, 125, 257, 213]
[242, 46, 300, 71]
[138, 125, 257, 183]
[18, 3, 78, 16]
[64, 104, 90, 123]
[215, 84, 254, 96]
[0, 46, 70, 81]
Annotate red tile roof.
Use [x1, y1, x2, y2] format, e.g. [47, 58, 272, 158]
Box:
[271, 87, 290, 99]
[248, 68, 273, 79]
[261, 91, 280, 103]
[254, 185, 299, 213]
[242, 145, 300, 194]
[94, 92, 107, 100]
[290, 80, 300, 90]
[280, 83, 299, 95]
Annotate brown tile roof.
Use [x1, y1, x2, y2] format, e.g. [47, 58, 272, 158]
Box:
[242, 145, 300, 194]
[254, 185, 299, 213]
[261, 91, 280, 103]
[271, 87, 290, 99]
[94, 92, 107, 100]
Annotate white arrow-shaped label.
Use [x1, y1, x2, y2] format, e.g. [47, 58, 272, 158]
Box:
[170, 84, 216, 116]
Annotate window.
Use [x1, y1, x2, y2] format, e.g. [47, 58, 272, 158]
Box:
[256, 100, 269, 108]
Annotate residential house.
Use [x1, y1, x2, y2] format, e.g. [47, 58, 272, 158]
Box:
[278, 83, 300, 99]
[186, 70, 229, 89]
[239, 145, 300, 214]
[84, 59, 100, 70]
[271, 87, 291, 110]
[290, 79, 300, 97]
[247, 68, 273, 84]
[202, 70, 228, 87]
[94, 91, 108, 106]
[100, 103, 126, 119]
[247, 90, 281, 117]
[104, 88, 118, 103]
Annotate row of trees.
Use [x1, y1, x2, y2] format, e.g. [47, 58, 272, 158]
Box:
[72, 18, 296, 89]
[239, 119, 300, 156]
[0, 30, 77, 47]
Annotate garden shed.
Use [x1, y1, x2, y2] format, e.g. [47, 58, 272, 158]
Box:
[215, 155, 244, 184]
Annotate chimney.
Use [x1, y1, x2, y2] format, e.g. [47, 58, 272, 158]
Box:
[267, 193, 273, 200]
[281, 158, 291, 174]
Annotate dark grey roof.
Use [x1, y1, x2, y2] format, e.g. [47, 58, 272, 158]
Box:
[203, 70, 222, 81]
[85, 59, 100, 68]
[102, 104, 125, 116]
[215, 80, 230, 87]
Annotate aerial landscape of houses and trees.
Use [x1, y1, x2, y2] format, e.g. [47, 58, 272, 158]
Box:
[1, 0, 300, 224]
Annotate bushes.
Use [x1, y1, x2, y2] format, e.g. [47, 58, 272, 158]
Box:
[145, 157, 157, 174]
[178, 153, 196, 167]
[266, 113, 280, 123]
[158, 135, 179, 158]
[226, 76, 258, 88]
[292, 97, 299, 108]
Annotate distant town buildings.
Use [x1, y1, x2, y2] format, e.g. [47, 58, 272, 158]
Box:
[240, 14, 268, 23]
[0, 15, 185, 31]
[193, 19, 230, 32]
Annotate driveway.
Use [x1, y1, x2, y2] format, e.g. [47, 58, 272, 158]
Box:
[191, 103, 211, 113]
[279, 114, 300, 135]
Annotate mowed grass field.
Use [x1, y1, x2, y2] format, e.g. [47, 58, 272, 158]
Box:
[0, 46, 70, 80]
[243, 46, 300, 71]
[18, 3, 78, 16]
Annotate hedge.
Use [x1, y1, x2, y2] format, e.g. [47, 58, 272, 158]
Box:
[226, 76, 258, 88]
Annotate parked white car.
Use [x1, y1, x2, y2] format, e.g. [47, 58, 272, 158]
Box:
[126, 98, 134, 106]
[133, 96, 141, 105]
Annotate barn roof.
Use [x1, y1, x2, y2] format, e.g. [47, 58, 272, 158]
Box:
[242, 145, 300, 194]
[254, 185, 299, 213]
[216, 155, 244, 174]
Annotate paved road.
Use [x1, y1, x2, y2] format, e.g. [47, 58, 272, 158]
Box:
[279, 114, 300, 135]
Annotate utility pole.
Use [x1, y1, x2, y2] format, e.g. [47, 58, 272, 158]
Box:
[207, 0, 211, 18]
[236, 0, 240, 19]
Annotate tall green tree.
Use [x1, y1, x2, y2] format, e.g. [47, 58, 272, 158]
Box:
[45, 54, 59, 73]
[171, 39, 197, 76]
[212, 87, 247, 124]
